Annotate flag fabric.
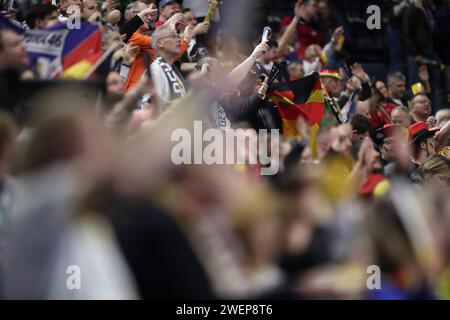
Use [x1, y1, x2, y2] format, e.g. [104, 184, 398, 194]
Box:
[24, 22, 102, 79]
[0, 12, 24, 34]
[267, 72, 325, 138]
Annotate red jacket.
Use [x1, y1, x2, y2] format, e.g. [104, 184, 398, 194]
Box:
[370, 101, 397, 129]
[296, 19, 325, 60]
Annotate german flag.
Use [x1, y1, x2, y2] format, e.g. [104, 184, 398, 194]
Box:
[267, 72, 325, 138]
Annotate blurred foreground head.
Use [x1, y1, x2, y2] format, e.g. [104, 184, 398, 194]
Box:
[419, 154, 450, 191]
[0, 111, 18, 179]
[20, 86, 109, 174]
[366, 187, 446, 292]
[0, 22, 29, 70]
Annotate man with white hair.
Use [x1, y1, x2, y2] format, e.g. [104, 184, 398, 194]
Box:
[147, 24, 186, 105]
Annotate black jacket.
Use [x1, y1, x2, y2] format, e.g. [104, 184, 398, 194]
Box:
[402, 5, 434, 56]
[120, 15, 146, 43]
[220, 94, 282, 131]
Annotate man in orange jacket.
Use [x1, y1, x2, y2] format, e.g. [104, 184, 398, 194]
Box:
[122, 2, 188, 92]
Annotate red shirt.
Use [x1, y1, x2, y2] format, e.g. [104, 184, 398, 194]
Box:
[370, 101, 397, 129]
[154, 19, 165, 28]
[296, 19, 325, 60]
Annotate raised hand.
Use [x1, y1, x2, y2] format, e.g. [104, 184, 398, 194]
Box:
[123, 45, 140, 65]
[346, 76, 362, 93]
[138, 3, 158, 22]
[258, 77, 268, 99]
[251, 42, 269, 59]
[192, 22, 210, 36]
[332, 26, 344, 42]
[418, 65, 429, 82]
[107, 9, 121, 24]
[183, 25, 195, 42]
[425, 116, 435, 128]
[165, 13, 185, 30]
[350, 63, 369, 82]
[102, 0, 119, 14]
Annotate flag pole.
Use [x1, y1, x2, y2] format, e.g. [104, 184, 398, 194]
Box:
[83, 42, 119, 80]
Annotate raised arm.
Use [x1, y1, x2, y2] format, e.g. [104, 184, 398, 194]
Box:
[225, 42, 269, 92]
[277, 1, 304, 57]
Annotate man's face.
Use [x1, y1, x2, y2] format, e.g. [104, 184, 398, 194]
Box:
[289, 63, 304, 80]
[355, 101, 371, 119]
[106, 71, 124, 96]
[82, 0, 98, 20]
[391, 109, 411, 126]
[161, 2, 181, 20]
[318, 0, 330, 19]
[43, 10, 59, 28]
[412, 95, 432, 118]
[304, 0, 319, 18]
[375, 80, 388, 98]
[184, 10, 197, 27]
[157, 29, 181, 55]
[0, 30, 29, 70]
[33, 10, 59, 29]
[388, 79, 406, 99]
[381, 137, 396, 162]
[261, 46, 277, 64]
[332, 124, 352, 154]
[322, 77, 342, 98]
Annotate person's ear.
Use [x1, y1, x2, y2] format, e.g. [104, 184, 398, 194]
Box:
[156, 39, 163, 50]
[420, 141, 427, 151]
[35, 18, 44, 28]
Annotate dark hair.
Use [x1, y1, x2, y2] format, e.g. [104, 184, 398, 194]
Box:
[412, 137, 429, 159]
[351, 113, 371, 135]
[25, 4, 58, 29]
[182, 8, 191, 13]
[267, 38, 278, 49]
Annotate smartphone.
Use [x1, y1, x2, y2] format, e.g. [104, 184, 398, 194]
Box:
[262, 26, 272, 43]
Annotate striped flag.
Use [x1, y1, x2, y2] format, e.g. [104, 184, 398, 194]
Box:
[267, 72, 325, 138]
[25, 22, 102, 79]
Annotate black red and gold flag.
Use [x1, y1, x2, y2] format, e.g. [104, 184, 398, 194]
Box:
[267, 72, 325, 139]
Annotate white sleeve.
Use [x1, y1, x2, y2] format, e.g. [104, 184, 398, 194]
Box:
[150, 62, 170, 105]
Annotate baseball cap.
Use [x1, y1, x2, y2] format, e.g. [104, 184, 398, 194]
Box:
[159, 0, 182, 11]
[409, 121, 438, 145]
[241, 63, 267, 89]
[372, 124, 409, 145]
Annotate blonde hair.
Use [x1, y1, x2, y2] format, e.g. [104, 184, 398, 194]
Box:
[435, 109, 450, 128]
[419, 154, 450, 178]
